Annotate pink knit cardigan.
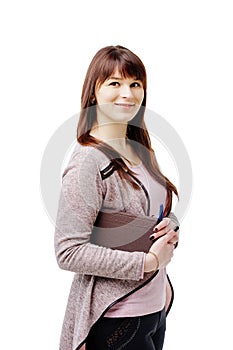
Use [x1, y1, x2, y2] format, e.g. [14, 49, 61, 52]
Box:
[54, 143, 178, 350]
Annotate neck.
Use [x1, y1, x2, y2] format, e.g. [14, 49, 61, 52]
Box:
[90, 123, 128, 149]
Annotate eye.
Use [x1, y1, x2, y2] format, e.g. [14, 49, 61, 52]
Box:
[130, 82, 142, 88]
[109, 81, 120, 87]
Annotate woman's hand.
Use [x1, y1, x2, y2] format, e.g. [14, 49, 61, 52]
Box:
[144, 218, 179, 273]
[150, 217, 179, 245]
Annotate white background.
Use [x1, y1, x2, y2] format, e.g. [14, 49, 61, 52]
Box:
[1, 1, 233, 349]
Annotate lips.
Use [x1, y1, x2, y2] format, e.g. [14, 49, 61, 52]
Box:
[114, 103, 135, 107]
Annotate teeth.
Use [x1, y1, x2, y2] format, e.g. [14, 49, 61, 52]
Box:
[116, 103, 134, 107]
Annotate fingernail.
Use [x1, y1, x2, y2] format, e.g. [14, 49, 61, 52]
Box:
[174, 226, 179, 232]
[149, 234, 155, 241]
[153, 227, 158, 232]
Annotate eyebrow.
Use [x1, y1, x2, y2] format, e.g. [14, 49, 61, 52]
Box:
[108, 76, 140, 81]
[108, 76, 122, 80]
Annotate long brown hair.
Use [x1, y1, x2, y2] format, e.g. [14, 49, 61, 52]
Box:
[77, 45, 178, 216]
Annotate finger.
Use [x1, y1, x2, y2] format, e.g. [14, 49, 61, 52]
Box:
[165, 229, 178, 243]
[168, 238, 179, 246]
[168, 226, 179, 244]
[149, 231, 166, 241]
[150, 226, 169, 241]
[149, 219, 173, 241]
[167, 226, 179, 238]
[153, 217, 171, 232]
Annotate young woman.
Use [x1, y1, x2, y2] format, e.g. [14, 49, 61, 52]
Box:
[55, 45, 179, 350]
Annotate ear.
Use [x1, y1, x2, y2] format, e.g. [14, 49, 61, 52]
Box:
[91, 96, 96, 104]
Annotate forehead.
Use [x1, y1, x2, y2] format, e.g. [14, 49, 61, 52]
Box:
[107, 68, 138, 80]
[107, 68, 136, 79]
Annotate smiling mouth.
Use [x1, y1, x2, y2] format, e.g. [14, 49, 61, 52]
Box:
[114, 103, 135, 107]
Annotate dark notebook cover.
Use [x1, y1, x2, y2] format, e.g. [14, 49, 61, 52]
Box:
[91, 211, 159, 253]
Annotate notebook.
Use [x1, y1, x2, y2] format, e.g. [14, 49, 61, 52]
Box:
[91, 210, 160, 253]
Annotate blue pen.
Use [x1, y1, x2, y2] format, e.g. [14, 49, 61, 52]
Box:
[157, 204, 164, 225]
[149, 204, 164, 241]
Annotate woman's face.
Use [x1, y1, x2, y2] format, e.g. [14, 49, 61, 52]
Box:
[94, 68, 144, 126]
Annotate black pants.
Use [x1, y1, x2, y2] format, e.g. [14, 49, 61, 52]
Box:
[86, 308, 166, 350]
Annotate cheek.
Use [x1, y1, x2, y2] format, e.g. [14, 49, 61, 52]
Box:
[135, 90, 144, 104]
[96, 89, 117, 104]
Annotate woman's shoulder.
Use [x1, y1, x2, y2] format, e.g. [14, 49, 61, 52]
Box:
[67, 142, 111, 172]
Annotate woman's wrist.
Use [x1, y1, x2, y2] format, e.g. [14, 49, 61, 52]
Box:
[144, 252, 159, 273]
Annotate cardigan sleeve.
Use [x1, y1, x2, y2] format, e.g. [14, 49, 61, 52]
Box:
[168, 211, 179, 227]
[168, 211, 180, 248]
[54, 149, 145, 281]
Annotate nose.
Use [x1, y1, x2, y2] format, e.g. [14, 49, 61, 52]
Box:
[120, 84, 133, 98]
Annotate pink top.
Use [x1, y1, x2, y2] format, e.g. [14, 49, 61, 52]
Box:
[105, 162, 167, 317]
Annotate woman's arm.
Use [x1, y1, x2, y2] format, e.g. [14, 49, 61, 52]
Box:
[54, 150, 145, 281]
[167, 211, 179, 229]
